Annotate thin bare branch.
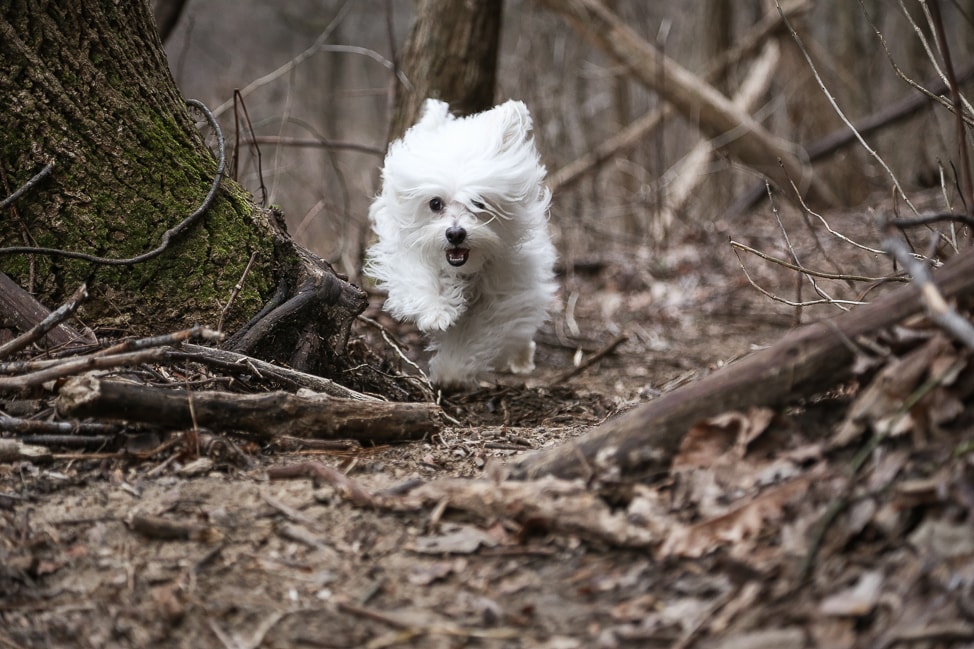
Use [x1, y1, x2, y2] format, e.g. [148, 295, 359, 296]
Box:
[0, 161, 54, 210]
[733, 248, 868, 308]
[729, 241, 905, 284]
[776, 1, 918, 214]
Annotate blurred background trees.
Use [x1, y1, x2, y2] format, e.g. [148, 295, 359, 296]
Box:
[159, 0, 973, 283]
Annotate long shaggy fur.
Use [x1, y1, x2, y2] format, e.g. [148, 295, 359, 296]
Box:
[366, 99, 557, 386]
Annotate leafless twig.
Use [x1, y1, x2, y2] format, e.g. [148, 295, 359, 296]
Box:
[732, 247, 868, 308]
[0, 414, 120, 436]
[0, 349, 169, 390]
[218, 251, 259, 333]
[0, 161, 54, 210]
[882, 224, 974, 350]
[890, 212, 974, 230]
[0, 283, 88, 360]
[729, 241, 905, 283]
[551, 333, 628, 385]
[245, 136, 384, 156]
[776, 1, 918, 214]
[267, 460, 376, 508]
[0, 326, 222, 389]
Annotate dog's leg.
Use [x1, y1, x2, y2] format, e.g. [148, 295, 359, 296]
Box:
[414, 275, 467, 332]
[505, 339, 536, 374]
[377, 254, 467, 332]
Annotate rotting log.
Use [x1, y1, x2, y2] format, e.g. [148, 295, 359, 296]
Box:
[57, 374, 443, 442]
[508, 248, 974, 481]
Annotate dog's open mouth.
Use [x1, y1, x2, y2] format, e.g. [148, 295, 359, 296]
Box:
[446, 247, 470, 267]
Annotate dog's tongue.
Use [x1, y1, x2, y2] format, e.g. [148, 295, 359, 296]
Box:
[446, 247, 470, 267]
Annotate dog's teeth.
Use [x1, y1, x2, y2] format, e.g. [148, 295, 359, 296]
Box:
[446, 248, 470, 267]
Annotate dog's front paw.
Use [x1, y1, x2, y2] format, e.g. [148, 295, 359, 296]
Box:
[415, 308, 456, 332]
[507, 340, 537, 375]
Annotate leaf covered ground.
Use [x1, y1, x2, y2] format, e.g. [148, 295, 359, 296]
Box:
[3, 197, 974, 648]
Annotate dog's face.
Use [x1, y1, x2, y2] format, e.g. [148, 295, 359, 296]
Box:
[402, 192, 505, 274]
[373, 99, 550, 274]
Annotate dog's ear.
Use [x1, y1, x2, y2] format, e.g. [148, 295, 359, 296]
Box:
[416, 99, 452, 130]
[493, 100, 533, 151]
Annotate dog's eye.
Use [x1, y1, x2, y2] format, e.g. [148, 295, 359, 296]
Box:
[429, 197, 444, 212]
[471, 200, 486, 210]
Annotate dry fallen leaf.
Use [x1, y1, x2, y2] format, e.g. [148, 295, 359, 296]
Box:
[674, 407, 774, 468]
[660, 472, 814, 559]
[833, 335, 957, 447]
[411, 523, 499, 555]
[820, 570, 884, 617]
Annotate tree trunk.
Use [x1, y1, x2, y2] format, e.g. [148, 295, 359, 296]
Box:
[388, 0, 503, 141]
[0, 1, 366, 379]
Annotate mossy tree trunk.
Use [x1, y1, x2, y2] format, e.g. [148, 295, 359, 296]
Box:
[0, 0, 365, 379]
[388, 0, 503, 141]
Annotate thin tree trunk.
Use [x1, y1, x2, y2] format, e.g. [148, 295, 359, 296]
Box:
[389, 0, 503, 141]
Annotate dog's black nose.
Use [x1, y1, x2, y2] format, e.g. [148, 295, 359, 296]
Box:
[445, 226, 466, 245]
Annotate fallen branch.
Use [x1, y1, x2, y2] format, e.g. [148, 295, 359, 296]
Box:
[57, 375, 442, 442]
[391, 476, 656, 548]
[0, 275, 93, 355]
[883, 230, 974, 350]
[267, 461, 376, 507]
[128, 513, 222, 543]
[550, 333, 628, 385]
[0, 413, 120, 436]
[0, 348, 168, 390]
[173, 343, 377, 401]
[0, 438, 52, 463]
[271, 462, 659, 549]
[507, 247, 974, 480]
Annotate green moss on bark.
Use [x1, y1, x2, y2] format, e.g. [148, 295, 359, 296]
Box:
[0, 0, 291, 334]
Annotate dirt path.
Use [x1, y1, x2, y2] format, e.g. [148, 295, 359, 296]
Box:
[4, 202, 974, 648]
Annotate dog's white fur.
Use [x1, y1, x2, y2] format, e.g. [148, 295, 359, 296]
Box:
[366, 98, 557, 386]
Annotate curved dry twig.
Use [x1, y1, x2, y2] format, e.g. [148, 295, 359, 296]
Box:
[732, 247, 869, 309]
[890, 212, 974, 230]
[729, 241, 905, 284]
[0, 99, 225, 266]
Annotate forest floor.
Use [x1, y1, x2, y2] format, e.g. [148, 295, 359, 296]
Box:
[3, 193, 974, 649]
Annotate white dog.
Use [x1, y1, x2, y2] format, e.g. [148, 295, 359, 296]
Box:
[366, 98, 557, 387]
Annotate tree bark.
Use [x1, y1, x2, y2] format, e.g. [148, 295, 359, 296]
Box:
[389, 0, 503, 141]
[507, 248, 974, 481]
[0, 1, 366, 378]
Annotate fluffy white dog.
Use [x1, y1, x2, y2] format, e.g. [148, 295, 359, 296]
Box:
[366, 98, 557, 387]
